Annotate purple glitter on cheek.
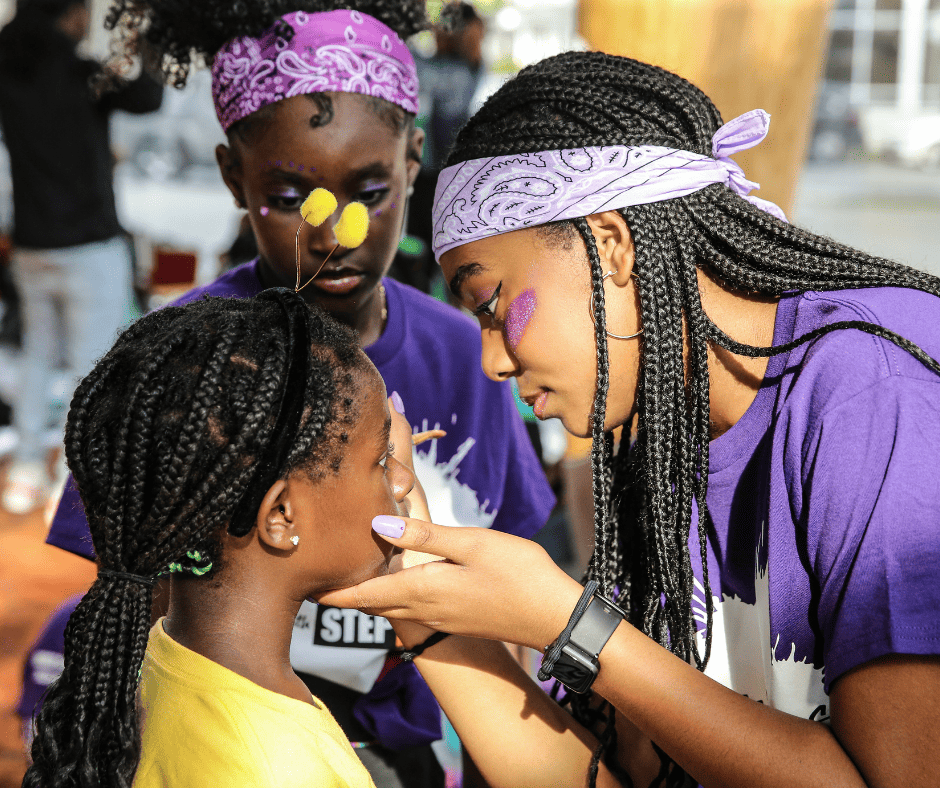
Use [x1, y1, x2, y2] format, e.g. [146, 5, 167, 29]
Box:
[260, 206, 269, 217]
[505, 289, 536, 350]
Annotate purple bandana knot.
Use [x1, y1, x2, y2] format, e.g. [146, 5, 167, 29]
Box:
[212, 10, 419, 133]
[431, 109, 786, 261]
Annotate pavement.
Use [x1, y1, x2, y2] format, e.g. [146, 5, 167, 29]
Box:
[793, 155, 940, 278]
[0, 494, 94, 787]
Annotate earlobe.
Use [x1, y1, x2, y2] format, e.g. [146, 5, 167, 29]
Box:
[586, 211, 635, 286]
[256, 479, 298, 553]
[406, 127, 426, 186]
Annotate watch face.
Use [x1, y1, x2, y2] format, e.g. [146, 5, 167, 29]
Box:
[552, 645, 599, 694]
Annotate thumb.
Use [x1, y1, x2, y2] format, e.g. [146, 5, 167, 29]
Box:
[371, 515, 474, 564]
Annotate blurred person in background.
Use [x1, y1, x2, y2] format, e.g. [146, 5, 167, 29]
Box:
[408, 2, 484, 268]
[0, 0, 162, 514]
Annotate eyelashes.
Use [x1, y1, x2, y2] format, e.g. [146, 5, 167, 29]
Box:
[473, 283, 502, 319]
[379, 442, 395, 469]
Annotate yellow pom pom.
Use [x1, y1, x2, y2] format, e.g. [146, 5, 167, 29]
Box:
[333, 202, 370, 248]
[300, 188, 337, 226]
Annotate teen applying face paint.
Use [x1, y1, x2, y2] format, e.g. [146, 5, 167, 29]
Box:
[324, 51, 940, 788]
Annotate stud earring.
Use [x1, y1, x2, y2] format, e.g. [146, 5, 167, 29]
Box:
[290, 535, 300, 546]
[406, 186, 415, 197]
[590, 272, 643, 340]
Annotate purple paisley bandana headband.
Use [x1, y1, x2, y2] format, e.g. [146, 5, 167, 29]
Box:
[211, 9, 419, 133]
[431, 109, 787, 261]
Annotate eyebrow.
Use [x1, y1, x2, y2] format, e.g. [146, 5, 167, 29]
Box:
[346, 162, 394, 184]
[265, 169, 308, 187]
[449, 262, 486, 301]
[264, 162, 393, 191]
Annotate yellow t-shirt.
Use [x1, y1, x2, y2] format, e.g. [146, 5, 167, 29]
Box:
[134, 619, 376, 788]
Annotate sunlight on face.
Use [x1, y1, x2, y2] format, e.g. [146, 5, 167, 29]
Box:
[441, 226, 642, 437]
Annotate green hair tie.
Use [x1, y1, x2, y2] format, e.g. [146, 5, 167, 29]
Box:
[159, 550, 213, 578]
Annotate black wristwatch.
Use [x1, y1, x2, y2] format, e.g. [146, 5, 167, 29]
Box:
[541, 584, 626, 694]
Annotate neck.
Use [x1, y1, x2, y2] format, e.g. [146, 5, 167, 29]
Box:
[697, 268, 779, 438]
[163, 572, 313, 705]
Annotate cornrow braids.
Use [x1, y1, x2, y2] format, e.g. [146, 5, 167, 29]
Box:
[23, 295, 367, 788]
[448, 51, 940, 787]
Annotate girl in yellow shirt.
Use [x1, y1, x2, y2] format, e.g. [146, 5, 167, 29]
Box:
[24, 293, 395, 788]
[23, 292, 617, 788]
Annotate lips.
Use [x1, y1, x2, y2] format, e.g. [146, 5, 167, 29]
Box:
[308, 267, 366, 295]
[520, 390, 550, 420]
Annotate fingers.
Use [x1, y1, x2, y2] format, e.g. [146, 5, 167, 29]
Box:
[400, 548, 442, 569]
[314, 574, 400, 612]
[371, 515, 479, 562]
[314, 563, 438, 615]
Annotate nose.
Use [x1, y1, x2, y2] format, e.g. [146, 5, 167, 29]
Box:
[480, 326, 518, 382]
[389, 456, 415, 502]
[303, 209, 339, 255]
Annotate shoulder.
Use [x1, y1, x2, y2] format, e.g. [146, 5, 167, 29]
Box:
[379, 279, 487, 384]
[170, 260, 263, 307]
[386, 278, 481, 345]
[780, 287, 940, 424]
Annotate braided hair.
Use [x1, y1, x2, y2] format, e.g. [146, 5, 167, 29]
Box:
[447, 50, 940, 786]
[22, 295, 368, 788]
[102, 0, 426, 138]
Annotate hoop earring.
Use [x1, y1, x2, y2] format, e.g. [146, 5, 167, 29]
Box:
[590, 272, 642, 340]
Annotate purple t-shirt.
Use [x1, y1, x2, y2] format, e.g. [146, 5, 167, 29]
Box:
[47, 261, 554, 749]
[17, 594, 82, 730]
[690, 286, 940, 728]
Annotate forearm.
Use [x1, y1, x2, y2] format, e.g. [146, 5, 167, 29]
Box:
[594, 624, 866, 788]
[413, 636, 621, 788]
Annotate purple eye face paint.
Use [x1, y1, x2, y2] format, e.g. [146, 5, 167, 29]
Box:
[470, 285, 496, 311]
[505, 288, 536, 350]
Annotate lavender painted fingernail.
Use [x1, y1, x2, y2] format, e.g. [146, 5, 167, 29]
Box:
[391, 391, 405, 415]
[373, 515, 405, 538]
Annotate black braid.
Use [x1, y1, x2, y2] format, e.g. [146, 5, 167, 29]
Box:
[23, 296, 367, 788]
[447, 51, 940, 787]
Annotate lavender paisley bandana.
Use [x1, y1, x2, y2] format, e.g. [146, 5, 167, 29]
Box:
[211, 10, 419, 133]
[431, 109, 786, 260]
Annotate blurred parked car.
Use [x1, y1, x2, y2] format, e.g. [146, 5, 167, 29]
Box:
[858, 103, 940, 170]
[809, 85, 862, 161]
